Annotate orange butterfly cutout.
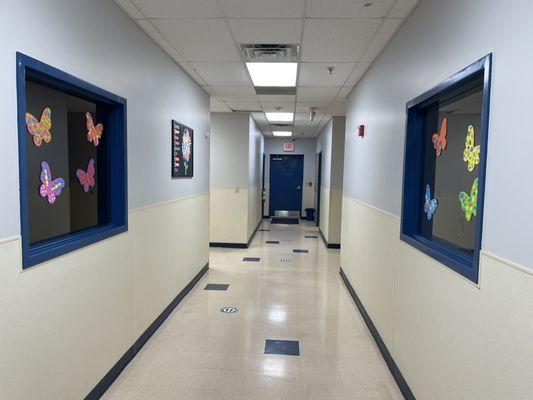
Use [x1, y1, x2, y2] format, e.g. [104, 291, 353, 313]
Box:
[26, 107, 52, 147]
[432, 117, 447, 157]
[86, 112, 104, 146]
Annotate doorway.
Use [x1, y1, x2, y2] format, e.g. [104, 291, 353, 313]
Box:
[269, 154, 304, 217]
[314, 152, 322, 226]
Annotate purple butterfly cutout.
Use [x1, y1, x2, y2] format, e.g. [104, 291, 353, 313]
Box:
[39, 161, 65, 204]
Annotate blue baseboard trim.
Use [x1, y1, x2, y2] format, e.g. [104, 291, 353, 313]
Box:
[318, 228, 341, 249]
[85, 263, 209, 400]
[339, 267, 416, 400]
[210, 219, 262, 249]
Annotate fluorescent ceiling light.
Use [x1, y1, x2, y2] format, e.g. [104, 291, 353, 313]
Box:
[273, 131, 292, 137]
[246, 62, 298, 87]
[265, 112, 293, 122]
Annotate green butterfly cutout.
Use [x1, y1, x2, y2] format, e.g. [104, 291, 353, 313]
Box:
[459, 178, 478, 222]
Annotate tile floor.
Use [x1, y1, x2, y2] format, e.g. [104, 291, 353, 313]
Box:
[102, 221, 403, 400]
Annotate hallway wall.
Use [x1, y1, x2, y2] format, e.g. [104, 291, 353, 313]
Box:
[263, 137, 316, 216]
[0, 1, 209, 399]
[316, 117, 345, 245]
[210, 113, 263, 245]
[341, 0, 533, 399]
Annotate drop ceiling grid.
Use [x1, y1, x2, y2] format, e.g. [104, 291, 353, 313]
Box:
[114, 0, 420, 136]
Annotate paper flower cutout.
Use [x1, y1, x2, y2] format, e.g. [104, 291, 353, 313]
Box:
[86, 112, 104, 146]
[459, 178, 478, 222]
[432, 117, 447, 157]
[26, 107, 52, 147]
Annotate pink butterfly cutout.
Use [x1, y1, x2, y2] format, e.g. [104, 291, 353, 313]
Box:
[26, 107, 52, 147]
[86, 112, 104, 146]
[76, 159, 95, 193]
[39, 161, 65, 204]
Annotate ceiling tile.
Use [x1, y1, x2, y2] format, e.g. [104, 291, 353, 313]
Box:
[338, 86, 354, 99]
[131, 0, 224, 18]
[298, 63, 354, 87]
[228, 19, 302, 44]
[301, 19, 382, 62]
[210, 97, 232, 112]
[204, 85, 257, 100]
[225, 100, 262, 111]
[260, 102, 296, 112]
[294, 110, 325, 122]
[114, 0, 145, 19]
[388, 0, 419, 18]
[178, 62, 208, 85]
[137, 20, 185, 62]
[220, 0, 305, 18]
[153, 19, 240, 62]
[361, 18, 402, 62]
[258, 95, 296, 103]
[295, 102, 331, 112]
[344, 62, 371, 86]
[297, 86, 341, 102]
[306, 0, 395, 18]
[190, 63, 250, 86]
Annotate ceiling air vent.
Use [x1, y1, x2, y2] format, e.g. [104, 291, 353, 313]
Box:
[241, 44, 299, 63]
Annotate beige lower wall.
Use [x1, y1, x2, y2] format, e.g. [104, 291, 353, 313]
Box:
[247, 184, 261, 239]
[0, 194, 209, 400]
[319, 187, 342, 245]
[340, 194, 533, 400]
[210, 186, 261, 244]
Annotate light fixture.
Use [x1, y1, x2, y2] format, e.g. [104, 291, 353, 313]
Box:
[273, 131, 292, 137]
[246, 62, 298, 87]
[265, 112, 293, 122]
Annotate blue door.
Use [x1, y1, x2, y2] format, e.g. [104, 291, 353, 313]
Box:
[269, 154, 304, 216]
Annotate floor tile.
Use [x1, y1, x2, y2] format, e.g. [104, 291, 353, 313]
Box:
[243, 257, 261, 262]
[205, 283, 229, 291]
[264, 339, 300, 356]
[293, 249, 309, 253]
[266, 240, 280, 244]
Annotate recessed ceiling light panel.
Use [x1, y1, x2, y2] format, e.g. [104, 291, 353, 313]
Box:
[273, 131, 292, 137]
[265, 112, 294, 122]
[246, 62, 298, 87]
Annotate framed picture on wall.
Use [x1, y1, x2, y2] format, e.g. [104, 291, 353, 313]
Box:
[171, 120, 194, 178]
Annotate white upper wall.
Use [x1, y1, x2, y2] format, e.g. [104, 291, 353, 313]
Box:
[0, 0, 210, 240]
[316, 116, 346, 190]
[316, 119, 333, 188]
[248, 116, 264, 187]
[344, 0, 533, 269]
[210, 113, 250, 188]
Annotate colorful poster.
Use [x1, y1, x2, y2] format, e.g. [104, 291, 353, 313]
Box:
[171, 120, 194, 178]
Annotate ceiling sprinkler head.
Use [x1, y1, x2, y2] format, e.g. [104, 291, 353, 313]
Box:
[363, 1, 373, 7]
[309, 107, 317, 122]
[274, 106, 282, 111]
[327, 66, 335, 75]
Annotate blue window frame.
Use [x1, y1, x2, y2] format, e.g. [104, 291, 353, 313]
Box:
[400, 55, 492, 283]
[17, 53, 127, 269]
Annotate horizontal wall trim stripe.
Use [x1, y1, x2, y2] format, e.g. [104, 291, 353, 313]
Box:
[209, 184, 259, 191]
[85, 263, 209, 400]
[209, 219, 261, 249]
[131, 192, 209, 213]
[319, 228, 340, 249]
[343, 194, 532, 278]
[0, 235, 20, 245]
[339, 267, 416, 400]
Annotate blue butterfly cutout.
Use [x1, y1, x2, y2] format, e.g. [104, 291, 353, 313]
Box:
[424, 184, 439, 220]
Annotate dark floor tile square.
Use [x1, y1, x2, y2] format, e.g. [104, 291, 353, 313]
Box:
[264, 339, 300, 356]
[204, 284, 229, 291]
[259, 229, 270, 232]
[305, 235, 318, 239]
[293, 249, 309, 253]
[266, 240, 279, 244]
[243, 257, 261, 262]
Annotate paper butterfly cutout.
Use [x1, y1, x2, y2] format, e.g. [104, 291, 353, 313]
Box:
[463, 125, 480, 172]
[423, 184, 439, 220]
[76, 159, 95, 193]
[39, 161, 65, 204]
[86, 112, 104, 146]
[459, 178, 478, 222]
[26, 107, 52, 147]
[432, 117, 447, 157]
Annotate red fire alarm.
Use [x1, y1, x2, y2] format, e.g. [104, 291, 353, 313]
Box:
[357, 125, 365, 138]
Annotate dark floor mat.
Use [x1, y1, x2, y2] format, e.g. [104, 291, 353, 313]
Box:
[271, 218, 299, 225]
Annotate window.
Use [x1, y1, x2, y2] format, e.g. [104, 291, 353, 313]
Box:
[401, 55, 491, 283]
[17, 53, 127, 269]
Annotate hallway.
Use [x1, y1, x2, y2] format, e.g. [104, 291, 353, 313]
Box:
[103, 221, 402, 400]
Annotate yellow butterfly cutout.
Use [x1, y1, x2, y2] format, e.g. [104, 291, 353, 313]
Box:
[463, 125, 480, 172]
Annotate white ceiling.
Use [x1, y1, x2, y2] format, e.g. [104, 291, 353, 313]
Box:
[115, 0, 419, 137]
